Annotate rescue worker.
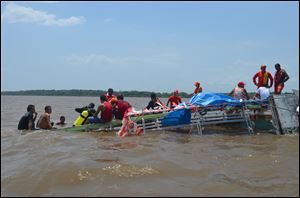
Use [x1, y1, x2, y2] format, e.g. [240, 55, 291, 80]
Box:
[253, 64, 273, 88]
[166, 90, 182, 108]
[106, 88, 116, 103]
[274, 63, 289, 94]
[193, 81, 202, 95]
[73, 103, 96, 126]
[111, 94, 132, 120]
[85, 94, 113, 124]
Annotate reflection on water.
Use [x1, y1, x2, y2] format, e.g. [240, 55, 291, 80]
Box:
[1, 96, 299, 196]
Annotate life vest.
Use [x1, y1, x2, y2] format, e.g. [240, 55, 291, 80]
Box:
[194, 87, 202, 94]
[73, 110, 89, 126]
[253, 71, 273, 88]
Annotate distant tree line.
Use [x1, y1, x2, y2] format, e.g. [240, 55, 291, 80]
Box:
[1, 89, 264, 98]
[1, 89, 191, 98]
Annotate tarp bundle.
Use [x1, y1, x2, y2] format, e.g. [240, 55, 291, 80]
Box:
[188, 92, 240, 107]
[160, 108, 191, 126]
[160, 93, 241, 127]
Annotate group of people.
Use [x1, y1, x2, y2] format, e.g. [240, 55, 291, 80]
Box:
[228, 63, 289, 100]
[17, 63, 289, 131]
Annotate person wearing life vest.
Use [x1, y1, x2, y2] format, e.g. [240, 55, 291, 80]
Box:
[253, 64, 273, 88]
[274, 63, 289, 94]
[228, 82, 250, 100]
[73, 109, 96, 126]
[85, 94, 113, 124]
[166, 89, 182, 109]
[106, 88, 117, 103]
[145, 93, 167, 110]
[75, 103, 95, 114]
[193, 82, 202, 95]
[111, 94, 132, 120]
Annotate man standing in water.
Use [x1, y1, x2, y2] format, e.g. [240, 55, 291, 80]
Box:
[274, 63, 290, 94]
[18, 104, 38, 130]
[37, 105, 54, 129]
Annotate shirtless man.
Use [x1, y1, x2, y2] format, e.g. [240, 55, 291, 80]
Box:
[37, 105, 54, 129]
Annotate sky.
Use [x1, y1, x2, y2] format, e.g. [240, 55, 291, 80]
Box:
[1, 1, 299, 93]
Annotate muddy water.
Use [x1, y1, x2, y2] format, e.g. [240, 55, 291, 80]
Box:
[1, 96, 299, 196]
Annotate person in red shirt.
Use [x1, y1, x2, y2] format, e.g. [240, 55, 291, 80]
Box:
[106, 88, 116, 103]
[253, 64, 273, 88]
[166, 90, 182, 109]
[193, 82, 202, 95]
[274, 63, 289, 94]
[86, 95, 113, 124]
[111, 94, 132, 120]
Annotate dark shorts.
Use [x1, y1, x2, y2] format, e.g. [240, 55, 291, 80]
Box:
[88, 117, 106, 124]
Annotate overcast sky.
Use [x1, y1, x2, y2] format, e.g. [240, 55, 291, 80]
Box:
[1, 1, 299, 93]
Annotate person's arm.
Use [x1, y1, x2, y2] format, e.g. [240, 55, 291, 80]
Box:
[93, 105, 102, 117]
[283, 70, 290, 83]
[28, 119, 33, 130]
[166, 98, 170, 108]
[33, 112, 38, 122]
[145, 101, 152, 110]
[46, 115, 53, 129]
[228, 89, 234, 96]
[244, 89, 250, 100]
[268, 72, 273, 88]
[253, 73, 258, 86]
[179, 97, 182, 103]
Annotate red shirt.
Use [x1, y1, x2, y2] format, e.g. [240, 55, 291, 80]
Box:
[167, 95, 182, 107]
[114, 100, 131, 119]
[253, 71, 273, 88]
[101, 101, 113, 122]
[106, 94, 116, 102]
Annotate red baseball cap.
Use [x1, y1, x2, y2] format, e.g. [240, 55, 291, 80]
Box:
[238, 81, 246, 86]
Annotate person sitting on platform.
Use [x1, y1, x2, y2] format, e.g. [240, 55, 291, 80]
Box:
[145, 93, 167, 110]
[228, 81, 250, 100]
[85, 95, 113, 124]
[166, 89, 182, 109]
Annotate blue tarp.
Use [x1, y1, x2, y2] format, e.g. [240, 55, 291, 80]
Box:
[188, 92, 240, 107]
[160, 108, 191, 127]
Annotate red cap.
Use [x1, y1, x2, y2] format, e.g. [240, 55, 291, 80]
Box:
[238, 81, 245, 86]
[174, 89, 179, 94]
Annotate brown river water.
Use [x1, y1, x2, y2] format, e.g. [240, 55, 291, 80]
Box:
[1, 96, 299, 196]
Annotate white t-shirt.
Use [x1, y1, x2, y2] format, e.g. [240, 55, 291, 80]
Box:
[256, 87, 270, 100]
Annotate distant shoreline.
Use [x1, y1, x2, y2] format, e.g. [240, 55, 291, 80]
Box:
[0, 89, 280, 98]
[1, 89, 188, 98]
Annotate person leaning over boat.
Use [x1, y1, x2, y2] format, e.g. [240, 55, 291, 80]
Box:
[111, 94, 132, 120]
[193, 81, 202, 95]
[106, 88, 117, 103]
[274, 63, 290, 94]
[75, 103, 95, 114]
[166, 89, 182, 108]
[253, 86, 270, 100]
[85, 95, 113, 124]
[228, 82, 250, 100]
[73, 103, 96, 126]
[37, 105, 55, 129]
[18, 104, 38, 130]
[145, 93, 167, 110]
[252, 64, 273, 88]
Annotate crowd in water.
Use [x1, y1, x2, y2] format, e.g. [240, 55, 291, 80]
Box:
[17, 63, 289, 131]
